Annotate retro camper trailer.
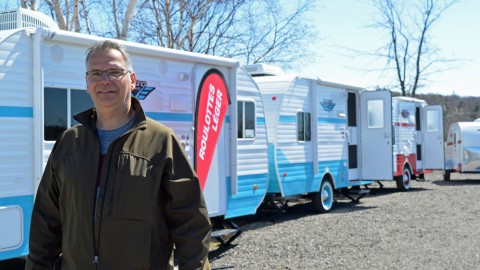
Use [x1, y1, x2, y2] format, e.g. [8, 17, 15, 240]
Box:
[244, 64, 372, 213]
[0, 8, 268, 260]
[444, 121, 480, 180]
[361, 91, 445, 190]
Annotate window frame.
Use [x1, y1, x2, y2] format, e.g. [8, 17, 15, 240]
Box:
[296, 110, 312, 142]
[237, 99, 256, 140]
[44, 87, 93, 141]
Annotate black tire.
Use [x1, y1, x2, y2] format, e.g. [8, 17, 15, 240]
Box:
[312, 179, 334, 213]
[395, 167, 411, 191]
[443, 169, 451, 181]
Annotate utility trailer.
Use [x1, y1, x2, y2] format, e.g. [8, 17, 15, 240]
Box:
[0, 8, 269, 260]
[444, 121, 480, 180]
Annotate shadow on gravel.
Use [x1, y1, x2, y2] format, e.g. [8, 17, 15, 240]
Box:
[432, 179, 480, 186]
[231, 198, 375, 232]
[208, 244, 237, 268]
[367, 186, 430, 197]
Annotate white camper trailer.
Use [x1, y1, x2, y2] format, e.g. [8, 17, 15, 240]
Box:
[0, 9, 269, 260]
[360, 91, 445, 190]
[244, 64, 372, 213]
[444, 121, 480, 180]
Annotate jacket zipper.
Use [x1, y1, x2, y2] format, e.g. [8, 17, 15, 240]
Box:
[92, 144, 102, 268]
[92, 136, 123, 268]
[91, 120, 139, 268]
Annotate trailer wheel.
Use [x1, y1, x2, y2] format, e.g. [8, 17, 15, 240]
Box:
[443, 170, 451, 181]
[312, 179, 334, 213]
[395, 167, 411, 191]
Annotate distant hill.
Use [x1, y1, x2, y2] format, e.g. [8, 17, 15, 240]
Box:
[418, 93, 480, 138]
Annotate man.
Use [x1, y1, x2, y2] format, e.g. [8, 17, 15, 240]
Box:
[25, 40, 212, 270]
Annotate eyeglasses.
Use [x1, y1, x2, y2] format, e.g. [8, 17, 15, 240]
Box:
[86, 69, 131, 82]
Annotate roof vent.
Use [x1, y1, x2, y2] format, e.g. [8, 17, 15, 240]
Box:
[0, 8, 59, 31]
[243, 64, 285, 77]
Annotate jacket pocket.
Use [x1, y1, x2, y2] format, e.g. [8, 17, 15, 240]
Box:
[109, 153, 156, 219]
[99, 218, 151, 270]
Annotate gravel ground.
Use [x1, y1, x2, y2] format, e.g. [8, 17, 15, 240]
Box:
[2, 171, 478, 270]
[209, 171, 480, 270]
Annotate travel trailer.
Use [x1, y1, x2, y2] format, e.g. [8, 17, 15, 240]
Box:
[444, 121, 480, 180]
[361, 92, 445, 190]
[244, 64, 372, 213]
[245, 64, 445, 212]
[0, 8, 268, 260]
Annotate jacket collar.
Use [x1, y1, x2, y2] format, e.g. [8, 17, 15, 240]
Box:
[73, 97, 147, 132]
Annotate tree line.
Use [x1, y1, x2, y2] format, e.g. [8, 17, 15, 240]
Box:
[9, 0, 316, 71]
[419, 93, 480, 138]
[6, 0, 471, 135]
[8, 0, 459, 98]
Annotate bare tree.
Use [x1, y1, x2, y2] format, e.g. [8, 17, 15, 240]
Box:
[14, 0, 316, 70]
[20, 0, 37, 9]
[110, 0, 148, 40]
[371, 0, 458, 97]
[37, 0, 144, 37]
[43, 0, 81, 31]
[132, 0, 316, 69]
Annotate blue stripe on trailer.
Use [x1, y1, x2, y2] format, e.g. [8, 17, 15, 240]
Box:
[256, 117, 265, 125]
[276, 159, 348, 196]
[0, 106, 33, 118]
[279, 115, 296, 123]
[266, 143, 281, 193]
[318, 117, 347, 124]
[145, 112, 192, 122]
[278, 116, 347, 125]
[0, 195, 34, 260]
[225, 173, 269, 219]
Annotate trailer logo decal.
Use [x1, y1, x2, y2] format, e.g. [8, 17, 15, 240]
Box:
[401, 109, 410, 118]
[194, 69, 230, 190]
[320, 99, 335, 112]
[132, 80, 156, 100]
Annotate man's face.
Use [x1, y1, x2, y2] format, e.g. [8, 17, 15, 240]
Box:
[85, 48, 136, 112]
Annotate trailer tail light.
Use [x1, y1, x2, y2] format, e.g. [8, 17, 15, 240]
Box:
[459, 163, 462, 172]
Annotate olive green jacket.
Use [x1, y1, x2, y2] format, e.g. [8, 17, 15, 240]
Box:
[26, 98, 211, 270]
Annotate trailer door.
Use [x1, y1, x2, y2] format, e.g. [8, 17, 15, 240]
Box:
[193, 66, 229, 217]
[360, 90, 393, 180]
[422, 105, 444, 169]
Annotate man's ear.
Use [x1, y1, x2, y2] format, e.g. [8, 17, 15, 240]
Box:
[85, 78, 90, 93]
[130, 72, 137, 90]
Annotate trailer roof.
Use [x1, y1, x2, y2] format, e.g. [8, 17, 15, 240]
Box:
[31, 27, 239, 68]
[453, 122, 480, 132]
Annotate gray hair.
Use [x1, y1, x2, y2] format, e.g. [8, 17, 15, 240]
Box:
[85, 39, 133, 70]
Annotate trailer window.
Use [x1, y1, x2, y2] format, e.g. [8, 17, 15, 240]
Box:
[45, 88, 67, 141]
[426, 110, 440, 132]
[297, 111, 311, 142]
[71, 89, 94, 125]
[367, 99, 384, 128]
[44, 88, 93, 141]
[237, 101, 255, 139]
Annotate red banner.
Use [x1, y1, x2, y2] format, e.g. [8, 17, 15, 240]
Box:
[195, 69, 230, 190]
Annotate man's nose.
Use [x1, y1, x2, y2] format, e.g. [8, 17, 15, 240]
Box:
[99, 72, 112, 82]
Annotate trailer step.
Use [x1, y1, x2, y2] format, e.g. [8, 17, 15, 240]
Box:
[210, 219, 242, 246]
[211, 228, 238, 239]
[341, 188, 370, 202]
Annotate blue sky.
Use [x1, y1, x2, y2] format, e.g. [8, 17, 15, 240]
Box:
[300, 0, 479, 97]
